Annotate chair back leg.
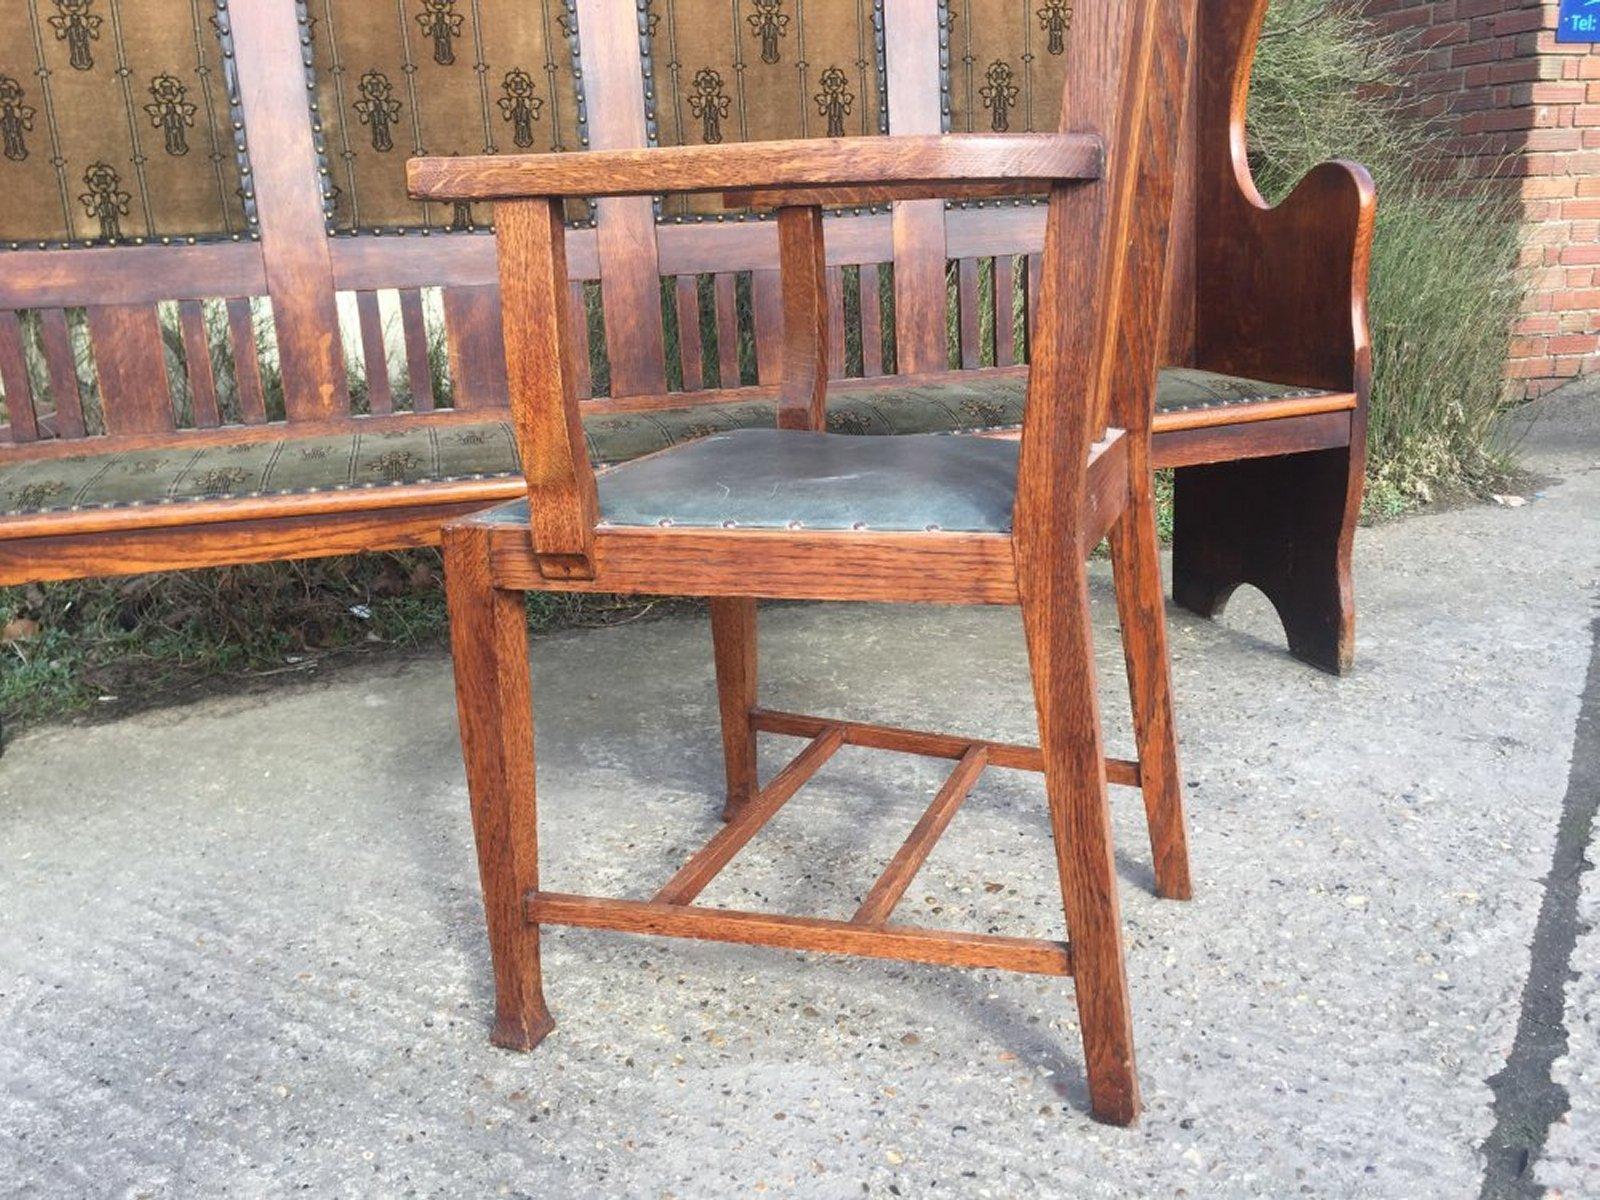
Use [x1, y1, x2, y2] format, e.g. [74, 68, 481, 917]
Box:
[710, 597, 761, 821]
[1110, 468, 1193, 900]
[444, 523, 556, 1051]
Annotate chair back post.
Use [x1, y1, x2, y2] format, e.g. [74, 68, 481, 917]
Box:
[1014, 0, 1189, 543]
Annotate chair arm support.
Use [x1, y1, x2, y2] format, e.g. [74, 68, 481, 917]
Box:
[775, 207, 829, 431]
[495, 198, 599, 579]
[408, 134, 1103, 203]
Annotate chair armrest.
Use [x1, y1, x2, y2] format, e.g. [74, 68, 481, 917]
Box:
[407, 133, 1102, 203]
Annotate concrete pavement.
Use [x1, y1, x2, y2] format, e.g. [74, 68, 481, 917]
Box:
[1, 393, 1597, 1198]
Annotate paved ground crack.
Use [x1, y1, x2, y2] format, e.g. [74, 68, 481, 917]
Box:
[1479, 599, 1600, 1199]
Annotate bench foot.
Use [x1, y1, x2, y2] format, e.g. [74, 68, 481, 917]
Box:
[1172, 446, 1360, 675]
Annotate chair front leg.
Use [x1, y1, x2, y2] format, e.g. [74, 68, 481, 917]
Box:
[443, 522, 555, 1051]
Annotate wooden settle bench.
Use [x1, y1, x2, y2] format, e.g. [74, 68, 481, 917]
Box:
[0, 0, 1373, 672]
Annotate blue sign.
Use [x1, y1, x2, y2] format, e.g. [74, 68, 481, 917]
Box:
[1558, 0, 1600, 43]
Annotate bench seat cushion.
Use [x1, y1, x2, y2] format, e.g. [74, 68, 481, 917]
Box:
[0, 368, 1328, 518]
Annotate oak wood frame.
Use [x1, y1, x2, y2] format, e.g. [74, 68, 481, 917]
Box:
[426, 0, 1198, 1128]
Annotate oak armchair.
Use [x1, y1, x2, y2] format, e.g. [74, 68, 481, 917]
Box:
[411, 0, 1197, 1127]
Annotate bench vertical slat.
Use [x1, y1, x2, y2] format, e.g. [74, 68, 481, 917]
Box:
[443, 284, 507, 410]
[675, 276, 704, 393]
[0, 311, 40, 442]
[226, 297, 269, 424]
[827, 267, 847, 379]
[958, 258, 982, 369]
[569, 282, 594, 399]
[713, 273, 741, 388]
[882, 0, 950, 374]
[574, 0, 667, 397]
[355, 289, 393, 415]
[178, 300, 222, 428]
[752, 269, 785, 384]
[36, 308, 86, 438]
[227, 1, 349, 422]
[860, 264, 884, 377]
[398, 288, 436, 412]
[995, 255, 1017, 367]
[86, 304, 175, 435]
[1026, 252, 1042, 357]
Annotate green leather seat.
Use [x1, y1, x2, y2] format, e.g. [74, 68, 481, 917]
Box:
[484, 428, 1023, 534]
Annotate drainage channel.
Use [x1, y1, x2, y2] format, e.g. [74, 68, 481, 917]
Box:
[1479, 600, 1600, 1199]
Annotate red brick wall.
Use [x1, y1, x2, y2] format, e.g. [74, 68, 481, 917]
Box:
[1365, 0, 1600, 396]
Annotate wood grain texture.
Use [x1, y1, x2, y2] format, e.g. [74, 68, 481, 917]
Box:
[0, 311, 39, 442]
[226, 299, 268, 425]
[748, 708, 1140, 787]
[1109, 478, 1191, 900]
[226, 0, 349, 422]
[85, 305, 174, 435]
[0, 242, 267, 309]
[1173, 445, 1359, 674]
[443, 285, 508, 411]
[710, 597, 759, 821]
[493, 198, 598, 578]
[1193, 0, 1374, 395]
[0, 500, 495, 586]
[486, 525, 1024, 605]
[675, 276, 705, 393]
[852, 746, 989, 925]
[882, 0, 949, 374]
[422, 0, 1203, 1130]
[354, 291, 393, 415]
[35, 309, 85, 439]
[775, 207, 829, 430]
[725, 179, 1077, 208]
[525, 892, 1075, 977]
[178, 300, 222, 428]
[443, 522, 555, 1051]
[573, 0, 666, 398]
[1153, 408, 1352, 469]
[653, 727, 844, 906]
[398, 289, 436, 412]
[714, 274, 742, 388]
[1006, 0, 1182, 1126]
[409, 135, 1101, 202]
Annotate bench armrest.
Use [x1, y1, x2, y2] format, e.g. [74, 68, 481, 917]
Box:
[1191, 0, 1375, 397]
[1194, 157, 1375, 397]
[407, 133, 1102, 203]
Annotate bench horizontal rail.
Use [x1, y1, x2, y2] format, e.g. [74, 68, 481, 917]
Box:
[408, 134, 1103, 202]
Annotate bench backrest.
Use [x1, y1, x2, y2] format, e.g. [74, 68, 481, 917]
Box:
[0, 0, 1238, 461]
